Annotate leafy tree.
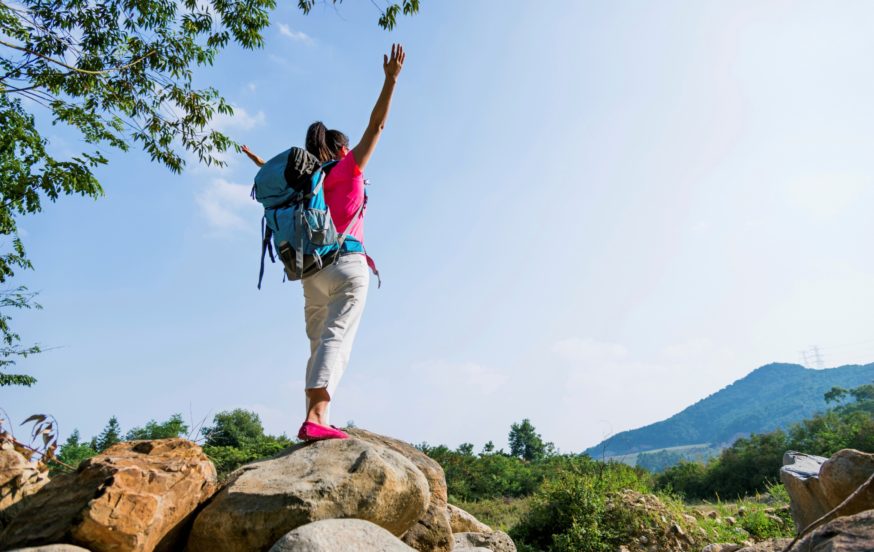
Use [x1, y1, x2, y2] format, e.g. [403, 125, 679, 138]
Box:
[824, 386, 849, 404]
[509, 418, 549, 462]
[0, 286, 40, 386]
[54, 428, 96, 473]
[0, 0, 420, 375]
[94, 415, 122, 452]
[202, 408, 265, 447]
[200, 408, 293, 474]
[125, 413, 188, 440]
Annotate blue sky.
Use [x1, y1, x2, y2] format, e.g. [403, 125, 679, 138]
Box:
[5, 1, 874, 452]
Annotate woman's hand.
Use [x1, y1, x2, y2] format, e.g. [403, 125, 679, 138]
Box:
[241, 144, 265, 167]
[383, 43, 405, 81]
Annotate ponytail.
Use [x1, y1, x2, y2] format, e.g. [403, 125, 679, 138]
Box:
[306, 121, 350, 162]
[306, 121, 332, 162]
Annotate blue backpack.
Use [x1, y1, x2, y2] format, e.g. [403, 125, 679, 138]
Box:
[252, 147, 364, 288]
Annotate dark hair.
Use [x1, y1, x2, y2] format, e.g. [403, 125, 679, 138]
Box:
[306, 121, 349, 162]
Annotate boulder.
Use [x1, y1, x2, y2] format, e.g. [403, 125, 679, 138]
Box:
[447, 504, 492, 534]
[453, 531, 516, 552]
[268, 518, 415, 551]
[701, 545, 742, 552]
[8, 546, 92, 551]
[791, 508, 874, 551]
[347, 428, 453, 552]
[735, 539, 792, 552]
[0, 441, 50, 523]
[0, 439, 217, 552]
[187, 437, 430, 552]
[819, 449, 874, 511]
[780, 451, 830, 531]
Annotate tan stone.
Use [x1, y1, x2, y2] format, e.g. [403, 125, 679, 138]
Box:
[453, 531, 516, 552]
[701, 545, 742, 552]
[735, 538, 793, 552]
[0, 441, 50, 522]
[819, 449, 874, 511]
[447, 503, 493, 534]
[0, 439, 217, 552]
[8, 546, 91, 551]
[268, 518, 416, 551]
[347, 428, 453, 552]
[187, 437, 430, 552]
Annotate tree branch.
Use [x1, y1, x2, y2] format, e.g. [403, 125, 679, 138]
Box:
[0, 39, 155, 76]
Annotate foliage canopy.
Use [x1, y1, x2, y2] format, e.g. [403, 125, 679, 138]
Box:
[0, 0, 420, 385]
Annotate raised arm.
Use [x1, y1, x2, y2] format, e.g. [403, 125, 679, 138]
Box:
[352, 43, 406, 172]
[241, 144, 265, 167]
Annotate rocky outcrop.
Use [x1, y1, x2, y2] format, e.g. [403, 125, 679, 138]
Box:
[0, 439, 217, 552]
[346, 428, 453, 552]
[268, 518, 416, 551]
[819, 449, 874, 512]
[0, 441, 50, 521]
[187, 437, 430, 552]
[781, 449, 874, 533]
[447, 504, 493, 534]
[453, 531, 516, 552]
[780, 451, 831, 531]
[791, 508, 874, 551]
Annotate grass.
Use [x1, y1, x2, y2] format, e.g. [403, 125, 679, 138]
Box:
[451, 496, 532, 532]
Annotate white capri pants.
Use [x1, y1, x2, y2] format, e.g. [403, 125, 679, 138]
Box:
[302, 253, 369, 417]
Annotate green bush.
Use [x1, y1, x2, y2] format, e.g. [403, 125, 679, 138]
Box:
[510, 462, 652, 552]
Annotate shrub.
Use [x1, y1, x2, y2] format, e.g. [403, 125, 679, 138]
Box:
[511, 462, 654, 552]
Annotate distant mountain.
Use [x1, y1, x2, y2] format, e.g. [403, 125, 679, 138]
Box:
[585, 362, 874, 458]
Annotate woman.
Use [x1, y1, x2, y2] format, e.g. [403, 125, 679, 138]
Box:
[243, 44, 405, 441]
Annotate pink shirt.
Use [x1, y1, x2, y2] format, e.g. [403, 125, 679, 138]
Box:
[324, 152, 365, 243]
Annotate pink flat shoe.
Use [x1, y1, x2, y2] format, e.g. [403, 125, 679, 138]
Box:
[297, 421, 349, 441]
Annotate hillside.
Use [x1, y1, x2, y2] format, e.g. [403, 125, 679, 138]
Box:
[585, 362, 874, 458]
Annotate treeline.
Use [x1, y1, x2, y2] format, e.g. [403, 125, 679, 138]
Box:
[56, 409, 292, 475]
[418, 419, 791, 551]
[654, 382, 874, 500]
[419, 419, 598, 502]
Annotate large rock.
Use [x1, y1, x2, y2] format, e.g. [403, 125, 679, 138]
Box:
[819, 449, 874, 511]
[701, 545, 742, 552]
[0, 439, 217, 552]
[346, 428, 453, 552]
[735, 539, 792, 552]
[188, 437, 430, 552]
[780, 451, 830, 531]
[447, 504, 493, 534]
[791, 508, 874, 551]
[8, 546, 92, 551]
[268, 518, 416, 551]
[0, 441, 50, 523]
[453, 531, 516, 552]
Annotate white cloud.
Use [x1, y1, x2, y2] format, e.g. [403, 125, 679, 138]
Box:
[210, 105, 266, 133]
[196, 178, 261, 233]
[277, 23, 313, 44]
[785, 172, 868, 220]
[418, 360, 508, 396]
